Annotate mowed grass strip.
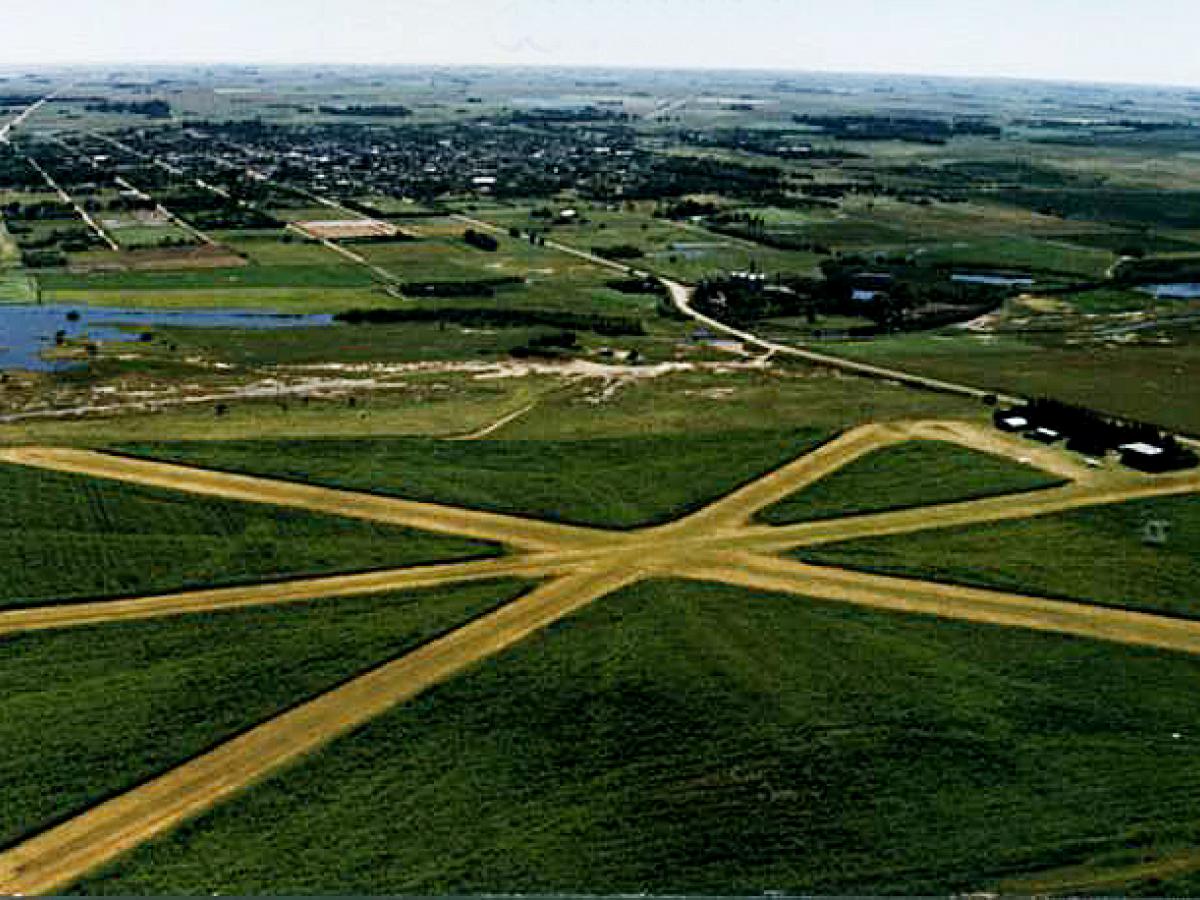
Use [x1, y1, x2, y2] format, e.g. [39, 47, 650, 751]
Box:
[114, 429, 830, 529]
[0, 579, 532, 850]
[0, 462, 496, 609]
[798, 495, 1200, 618]
[758, 440, 1065, 524]
[75, 579, 1200, 895]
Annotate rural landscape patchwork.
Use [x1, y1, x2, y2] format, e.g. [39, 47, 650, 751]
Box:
[3, 60, 1200, 895]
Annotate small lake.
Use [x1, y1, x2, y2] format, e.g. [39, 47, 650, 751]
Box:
[0, 304, 335, 372]
[951, 273, 1036, 287]
[1139, 283, 1200, 300]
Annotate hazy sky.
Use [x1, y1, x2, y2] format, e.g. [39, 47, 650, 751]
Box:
[6, 0, 1200, 87]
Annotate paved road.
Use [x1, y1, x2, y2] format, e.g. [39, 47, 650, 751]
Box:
[2, 420, 1199, 893]
[0, 93, 54, 144]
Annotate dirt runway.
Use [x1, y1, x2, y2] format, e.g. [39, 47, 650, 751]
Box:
[2, 419, 1199, 893]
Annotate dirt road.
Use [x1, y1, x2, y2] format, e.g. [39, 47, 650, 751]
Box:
[2, 419, 1199, 893]
[0, 446, 611, 552]
[0, 565, 642, 896]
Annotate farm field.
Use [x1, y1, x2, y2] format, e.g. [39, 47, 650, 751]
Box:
[0, 578, 530, 848]
[74, 578, 1200, 896]
[798, 493, 1200, 619]
[824, 334, 1200, 435]
[758, 439, 1065, 524]
[114, 427, 832, 529]
[0, 461, 494, 608]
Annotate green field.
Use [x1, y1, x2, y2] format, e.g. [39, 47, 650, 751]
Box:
[115, 428, 832, 529]
[0, 462, 494, 608]
[37, 262, 377, 292]
[799, 494, 1200, 618]
[758, 439, 1065, 524]
[912, 235, 1114, 279]
[0, 579, 530, 848]
[824, 333, 1200, 435]
[76, 579, 1200, 895]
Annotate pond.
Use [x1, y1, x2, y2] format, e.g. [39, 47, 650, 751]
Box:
[951, 273, 1036, 287]
[0, 304, 335, 372]
[1138, 283, 1200, 300]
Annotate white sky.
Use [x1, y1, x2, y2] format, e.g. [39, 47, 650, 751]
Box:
[5, 0, 1200, 87]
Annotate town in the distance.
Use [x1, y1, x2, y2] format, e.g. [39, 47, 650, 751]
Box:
[2, 63, 1200, 897]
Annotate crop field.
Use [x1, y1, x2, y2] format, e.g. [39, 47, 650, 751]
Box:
[0, 578, 530, 848]
[758, 439, 1064, 523]
[114, 427, 831, 529]
[799, 494, 1200, 619]
[0, 461, 494, 607]
[74, 578, 1200, 895]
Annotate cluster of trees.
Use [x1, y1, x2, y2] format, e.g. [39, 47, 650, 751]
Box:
[675, 127, 866, 161]
[317, 104, 412, 117]
[656, 198, 720, 220]
[706, 213, 832, 255]
[794, 114, 1000, 144]
[692, 260, 1010, 333]
[591, 244, 644, 261]
[605, 276, 666, 297]
[2, 201, 77, 221]
[620, 155, 786, 202]
[510, 330, 580, 358]
[400, 276, 524, 298]
[336, 306, 645, 337]
[1002, 399, 1198, 468]
[84, 99, 171, 118]
[462, 228, 499, 251]
[508, 107, 632, 126]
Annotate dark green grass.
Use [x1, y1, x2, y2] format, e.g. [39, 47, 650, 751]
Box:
[993, 188, 1200, 230]
[798, 495, 1200, 618]
[0, 579, 531, 849]
[0, 462, 495, 608]
[75, 579, 1200, 895]
[114, 429, 831, 529]
[825, 333, 1200, 436]
[758, 440, 1065, 524]
[158, 322, 553, 365]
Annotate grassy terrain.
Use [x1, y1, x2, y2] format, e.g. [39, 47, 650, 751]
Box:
[824, 333, 1200, 435]
[115, 428, 832, 529]
[912, 235, 1114, 279]
[0, 365, 985, 450]
[0, 461, 494, 608]
[37, 262, 377, 292]
[798, 494, 1200, 618]
[0, 578, 531, 848]
[39, 285, 392, 312]
[758, 439, 1065, 524]
[76, 579, 1200, 895]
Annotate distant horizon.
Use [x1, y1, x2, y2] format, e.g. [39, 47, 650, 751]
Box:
[4, 61, 1198, 94]
[4, 0, 1199, 90]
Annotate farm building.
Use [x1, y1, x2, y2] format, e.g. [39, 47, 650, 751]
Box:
[1027, 427, 1062, 444]
[1120, 442, 1172, 473]
[994, 411, 1030, 432]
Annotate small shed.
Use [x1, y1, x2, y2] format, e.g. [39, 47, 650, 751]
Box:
[993, 410, 1029, 432]
[1027, 427, 1062, 444]
[1119, 442, 1170, 473]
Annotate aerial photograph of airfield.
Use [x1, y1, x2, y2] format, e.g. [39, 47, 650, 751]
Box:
[3, 51, 1200, 896]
